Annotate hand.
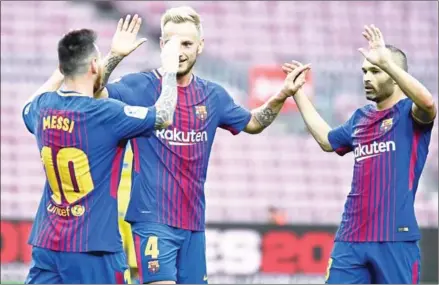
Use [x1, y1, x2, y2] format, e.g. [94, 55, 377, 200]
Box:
[110, 14, 147, 57]
[161, 36, 180, 73]
[358, 25, 392, 68]
[280, 60, 311, 97]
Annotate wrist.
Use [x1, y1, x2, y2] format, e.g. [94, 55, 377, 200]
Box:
[108, 50, 126, 59]
[377, 59, 393, 72]
[279, 88, 294, 99]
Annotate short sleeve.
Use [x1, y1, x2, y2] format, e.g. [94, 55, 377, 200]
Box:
[328, 114, 355, 156]
[217, 85, 252, 135]
[401, 98, 435, 131]
[22, 94, 45, 134]
[105, 99, 156, 140]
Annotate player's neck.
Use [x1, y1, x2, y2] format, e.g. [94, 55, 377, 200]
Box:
[176, 73, 193, 87]
[63, 77, 94, 97]
[157, 67, 193, 87]
[376, 91, 404, 111]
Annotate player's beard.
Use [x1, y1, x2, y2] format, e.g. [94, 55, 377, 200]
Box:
[365, 78, 394, 103]
[177, 57, 197, 78]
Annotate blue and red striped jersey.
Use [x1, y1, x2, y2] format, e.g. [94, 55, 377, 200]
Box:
[328, 98, 434, 242]
[22, 91, 156, 252]
[107, 70, 252, 231]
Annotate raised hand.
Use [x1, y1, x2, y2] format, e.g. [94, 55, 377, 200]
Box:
[358, 25, 392, 68]
[161, 36, 181, 73]
[280, 60, 310, 97]
[111, 14, 147, 57]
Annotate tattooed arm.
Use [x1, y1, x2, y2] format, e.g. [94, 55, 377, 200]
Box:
[94, 52, 124, 99]
[94, 14, 147, 99]
[243, 63, 311, 134]
[154, 72, 178, 129]
[244, 94, 289, 134]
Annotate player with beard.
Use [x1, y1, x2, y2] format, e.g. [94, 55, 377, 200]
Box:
[94, 6, 310, 284]
[284, 25, 436, 284]
[22, 15, 181, 283]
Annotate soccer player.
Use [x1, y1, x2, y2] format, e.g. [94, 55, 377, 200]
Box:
[118, 143, 140, 283]
[94, 6, 310, 284]
[22, 15, 182, 283]
[284, 25, 436, 284]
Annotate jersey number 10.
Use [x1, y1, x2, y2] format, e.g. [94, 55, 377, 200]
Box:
[41, 146, 94, 204]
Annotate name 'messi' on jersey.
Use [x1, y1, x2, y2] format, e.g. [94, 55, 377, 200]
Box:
[354, 140, 396, 162]
[156, 128, 208, 146]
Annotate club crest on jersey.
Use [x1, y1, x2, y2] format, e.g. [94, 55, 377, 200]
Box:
[195, 105, 207, 120]
[380, 118, 393, 132]
[148, 260, 160, 273]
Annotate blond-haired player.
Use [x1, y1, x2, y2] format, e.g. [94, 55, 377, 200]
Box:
[95, 7, 308, 284]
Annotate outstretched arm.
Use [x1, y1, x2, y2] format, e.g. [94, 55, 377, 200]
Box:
[383, 62, 436, 123]
[281, 61, 334, 151]
[293, 89, 333, 151]
[243, 64, 311, 134]
[359, 25, 436, 123]
[94, 14, 147, 99]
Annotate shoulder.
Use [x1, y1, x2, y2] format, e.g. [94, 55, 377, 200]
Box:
[112, 71, 155, 89]
[199, 78, 232, 103]
[346, 105, 368, 124]
[27, 91, 57, 109]
[97, 97, 126, 109]
[398, 97, 414, 111]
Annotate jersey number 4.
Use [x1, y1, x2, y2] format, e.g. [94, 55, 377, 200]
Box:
[41, 146, 94, 204]
[145, 236, 159, 259]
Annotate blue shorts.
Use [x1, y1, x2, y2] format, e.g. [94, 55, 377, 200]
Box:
[325, 241, 421, 284]
[131, 221, 207, 284]
[25, 246, 129, 284]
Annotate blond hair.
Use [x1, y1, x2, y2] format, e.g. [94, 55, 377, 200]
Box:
[160, 6, 203, 37]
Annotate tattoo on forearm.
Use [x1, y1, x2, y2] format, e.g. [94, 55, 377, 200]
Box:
[102, 54, 124, 86]
[155, 72, 178, 129]
[254, 106, 278, 128]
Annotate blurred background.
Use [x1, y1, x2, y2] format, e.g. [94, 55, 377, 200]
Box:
[1, 1, 438, 283]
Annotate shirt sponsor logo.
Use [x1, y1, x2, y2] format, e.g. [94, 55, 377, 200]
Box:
[354, 141, 396, 162]
[156, 128, 208, 146]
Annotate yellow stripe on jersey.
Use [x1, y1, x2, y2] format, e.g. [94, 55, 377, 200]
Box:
[118, 142, 137, 269]
[118, 143, 133, 213]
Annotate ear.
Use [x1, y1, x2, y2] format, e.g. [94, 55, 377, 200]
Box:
[197, 38, 205, 55]
[91, 58, 99, 75]
[159, 36, 165, 49]
[58, 64, 65, 75]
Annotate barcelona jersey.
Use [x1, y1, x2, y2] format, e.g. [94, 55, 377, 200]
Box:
[107, 70, 252, 231]
[22, 90, 156, 252]
[328, 98, 434, 242]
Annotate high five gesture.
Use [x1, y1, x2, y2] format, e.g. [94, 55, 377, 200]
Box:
[95, 14, 147, 98]
[358, 24, 392, 69]
[111, 14, 147, 57]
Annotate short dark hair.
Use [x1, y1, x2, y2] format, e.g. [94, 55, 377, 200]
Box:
[385, 44, 408, 72]
[58, 29, 98, 77]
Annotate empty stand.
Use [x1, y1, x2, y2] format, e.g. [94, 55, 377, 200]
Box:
[1, 1, 437, 227]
